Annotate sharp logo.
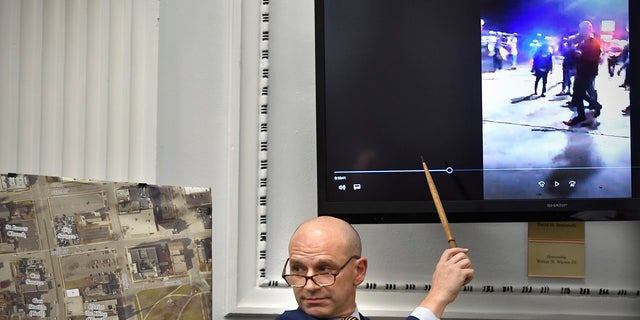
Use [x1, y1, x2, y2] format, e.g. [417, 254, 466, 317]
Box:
[547, 203, 569, 208]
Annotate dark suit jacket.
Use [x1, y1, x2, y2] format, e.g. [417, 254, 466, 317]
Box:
[274, 308, 369, 320]
[274, 307, 421, 320]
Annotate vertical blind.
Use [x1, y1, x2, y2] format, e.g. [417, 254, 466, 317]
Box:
[0, 0, 159, 183]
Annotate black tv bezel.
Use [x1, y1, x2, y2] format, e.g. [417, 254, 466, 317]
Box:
[315, 0, 639, 224]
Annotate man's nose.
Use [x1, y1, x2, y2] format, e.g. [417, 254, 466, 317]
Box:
[303, 276, 320, 289]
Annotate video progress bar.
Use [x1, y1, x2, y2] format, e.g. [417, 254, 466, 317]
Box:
[334, 168, 476, 174]
[334, 166, 633, 175]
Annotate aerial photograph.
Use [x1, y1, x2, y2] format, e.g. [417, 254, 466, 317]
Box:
[0, 173, 212, 319]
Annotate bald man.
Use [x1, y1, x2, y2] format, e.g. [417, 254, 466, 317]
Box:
[276, 216, 474, 320]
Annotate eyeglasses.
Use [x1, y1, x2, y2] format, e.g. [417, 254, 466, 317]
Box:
[281, 255, 360, 288]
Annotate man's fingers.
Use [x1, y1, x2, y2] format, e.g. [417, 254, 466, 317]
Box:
[441, 247, 469, 262]
[462, 270, 474, 286]
[440, 248, 475, 287]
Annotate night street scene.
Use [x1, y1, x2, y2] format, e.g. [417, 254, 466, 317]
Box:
[479, 0, 632, 200]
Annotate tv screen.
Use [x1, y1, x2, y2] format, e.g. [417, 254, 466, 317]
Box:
[316, 0, 639, 223]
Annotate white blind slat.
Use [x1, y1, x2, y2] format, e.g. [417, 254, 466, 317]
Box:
[40, 0, 66, 175]
[18, 0, 43, 173]
[0, 1, 21, 172]
[84, 0, 110, 179]
[106, 0, 133, 180]
[61, 0, 88, 177]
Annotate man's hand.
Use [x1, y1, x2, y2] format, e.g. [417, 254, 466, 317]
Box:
[419, 248, 474, 318]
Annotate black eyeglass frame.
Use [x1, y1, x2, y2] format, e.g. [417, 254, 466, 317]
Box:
[281, 255, 360, 288]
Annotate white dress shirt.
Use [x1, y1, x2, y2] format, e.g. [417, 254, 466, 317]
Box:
[410, 306, 439, 320]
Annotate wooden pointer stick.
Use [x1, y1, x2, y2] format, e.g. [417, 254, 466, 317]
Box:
[421, 156, 457, 248]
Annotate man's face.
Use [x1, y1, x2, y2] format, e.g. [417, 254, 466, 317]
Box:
[287, 228, 365, 318]
[287, 255, 358, 318]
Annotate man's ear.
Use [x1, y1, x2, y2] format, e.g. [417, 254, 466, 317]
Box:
[353, 257, 368, 286]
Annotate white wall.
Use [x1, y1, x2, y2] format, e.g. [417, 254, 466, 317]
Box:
[155, 1, 242, 318]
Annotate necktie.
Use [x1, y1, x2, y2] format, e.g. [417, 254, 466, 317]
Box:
[342, 317, 358, 320]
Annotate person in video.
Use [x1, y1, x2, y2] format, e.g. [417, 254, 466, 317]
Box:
[275, 216, 474, 320]
[557, 39, 576, 96]
[493, 42, 504, 72]
[620, 44, 630, 116]
[618, 43, 630, 90]
[531, 43, 553, 97]
[563, 20, 603, 126]
[507, 34, 519, 70]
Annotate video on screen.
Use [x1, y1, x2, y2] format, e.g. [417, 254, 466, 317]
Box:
[480, 0, 632, 200]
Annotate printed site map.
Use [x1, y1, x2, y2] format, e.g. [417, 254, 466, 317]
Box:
[0, 174, 212, 320]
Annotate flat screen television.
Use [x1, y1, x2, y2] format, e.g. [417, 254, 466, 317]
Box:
[315, 0, 639, 223]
